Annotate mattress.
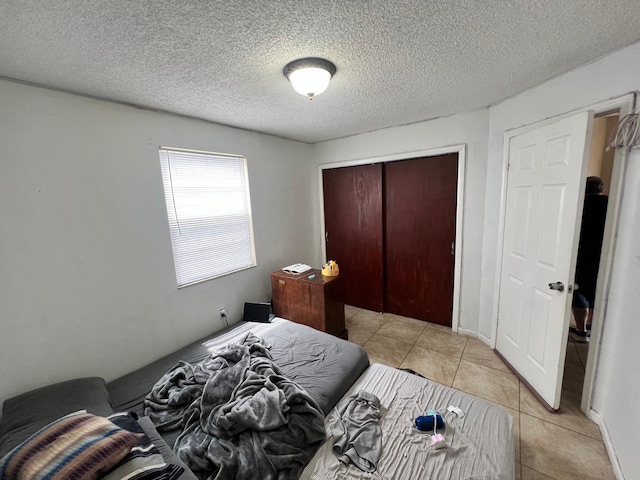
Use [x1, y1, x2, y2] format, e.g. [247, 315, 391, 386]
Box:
[107, 318, 369, 419]
[300, 363, 515, 480]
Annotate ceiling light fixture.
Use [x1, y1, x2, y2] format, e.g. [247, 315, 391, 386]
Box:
[283, 57, 336, 100]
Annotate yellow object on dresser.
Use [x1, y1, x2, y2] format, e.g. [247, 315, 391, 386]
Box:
[321, 260, 339, 276]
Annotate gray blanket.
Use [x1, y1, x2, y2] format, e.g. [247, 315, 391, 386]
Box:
[144, 333, 326, 480]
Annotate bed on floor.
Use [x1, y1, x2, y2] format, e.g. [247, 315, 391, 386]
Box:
[301, 363, 514, 480]
[107, 317, 368, 421]
[0, 317, 514, 480]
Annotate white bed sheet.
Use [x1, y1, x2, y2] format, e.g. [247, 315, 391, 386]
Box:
[301, 363, 515, 480]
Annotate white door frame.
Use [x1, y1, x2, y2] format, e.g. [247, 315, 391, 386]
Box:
[317, 144, 467, 333]
[490, 94, 634, 413]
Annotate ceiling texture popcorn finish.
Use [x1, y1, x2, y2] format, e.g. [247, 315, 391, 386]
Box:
[1, 1, 639, 144]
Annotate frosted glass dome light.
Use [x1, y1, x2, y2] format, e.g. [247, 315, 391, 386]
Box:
[283, 58, 336, 100]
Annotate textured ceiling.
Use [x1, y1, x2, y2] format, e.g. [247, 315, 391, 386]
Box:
[1, 1, 640, 143]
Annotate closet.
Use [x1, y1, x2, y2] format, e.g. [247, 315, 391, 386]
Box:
[322, 153, 458, 326]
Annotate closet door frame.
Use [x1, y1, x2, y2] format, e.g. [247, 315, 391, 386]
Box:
[318, 144, 467, 333]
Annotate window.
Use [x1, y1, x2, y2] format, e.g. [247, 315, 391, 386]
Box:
[158, 147, 256, 287]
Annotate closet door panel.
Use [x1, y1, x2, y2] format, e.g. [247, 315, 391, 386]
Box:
[384, 154, 458, 325]
[323, 164, 383, 311]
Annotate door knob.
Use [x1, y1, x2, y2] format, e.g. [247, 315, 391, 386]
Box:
[548, 282, 564, 292]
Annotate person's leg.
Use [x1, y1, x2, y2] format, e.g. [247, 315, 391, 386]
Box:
[570, 292, 590, 342]
[586, 289, 595, 331]
[572, 307, 588, 332]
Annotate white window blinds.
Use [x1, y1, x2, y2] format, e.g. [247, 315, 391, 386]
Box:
[159, 147, 256, 287]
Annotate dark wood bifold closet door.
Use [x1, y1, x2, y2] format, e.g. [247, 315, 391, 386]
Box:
[323, 164, 384, 312]
[384, 154, 458, 325]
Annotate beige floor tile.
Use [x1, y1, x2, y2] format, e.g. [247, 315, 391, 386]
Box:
[346, 309, 391, 333]
[377, 315, 427, 345]
[424, 321, 454, 333]
[520, 386, 601, 440]
[521, 465, 554, 479]
[462, 338, 513, 373]
[564, 341, 582, 367]
[415, 328, 468, 358]
[387, 313, 428, 327]
[575, 342, 590, 368]
[362, 334, 412, 367]
[399, 345, 460, 386]
[347, 328, 374, 346]
[368, 355, 396, 368]
[344, 304, 359, 320]
[562, 362, 585, 395]
[520, 414, 615, 480]
[452, 360, 520, 410]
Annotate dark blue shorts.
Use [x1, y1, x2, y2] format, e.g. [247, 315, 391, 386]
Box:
[572, 291, 592, 309]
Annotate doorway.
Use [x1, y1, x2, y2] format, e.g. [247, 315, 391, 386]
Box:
[494, 110, 593, 410]
[492, 94, 634, 413]
[322, 163, 384, 312]
[318, 145, 467, 331]
[564, 112, 618, 406]
[384, 155, 458, 323]
[323, 154, 457, 325]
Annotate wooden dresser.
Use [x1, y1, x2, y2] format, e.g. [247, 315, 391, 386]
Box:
[270, 269, 347, 339]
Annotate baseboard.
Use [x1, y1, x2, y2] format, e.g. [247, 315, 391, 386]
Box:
[588, 409, 625, 480]
[457, 327, 478, 339]
[476, 331, 492, 346]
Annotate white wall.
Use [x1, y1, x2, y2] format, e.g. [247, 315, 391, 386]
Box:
[482, 42, 640, 478]
[0, 80, 316, 404]
[312, 109, 490, 334]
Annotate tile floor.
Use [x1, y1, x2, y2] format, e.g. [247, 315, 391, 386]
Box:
[345, 305, 615, 480]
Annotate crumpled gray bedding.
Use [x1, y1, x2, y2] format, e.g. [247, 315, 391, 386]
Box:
[330, 391, 382, 473]
[107, 319, 369, 421]
[144, 332, 326, 480]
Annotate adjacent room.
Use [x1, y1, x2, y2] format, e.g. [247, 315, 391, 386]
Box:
[1, 1, 640, 479]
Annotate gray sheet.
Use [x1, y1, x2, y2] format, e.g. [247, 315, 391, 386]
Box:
[301, 363, 515, 480]
[108, 318, 368, 422]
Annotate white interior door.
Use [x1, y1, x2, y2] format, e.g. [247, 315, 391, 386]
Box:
[496, 111, 593, 410]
